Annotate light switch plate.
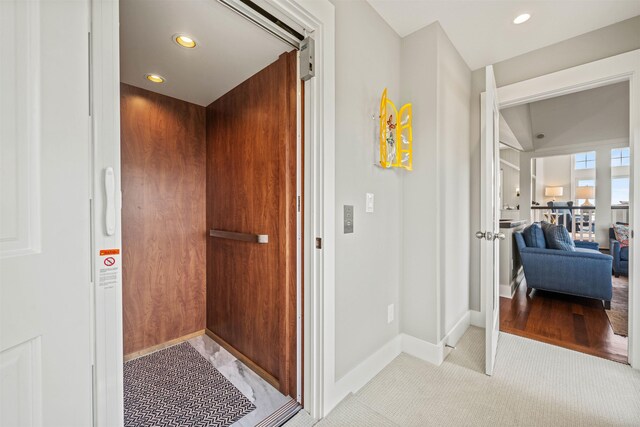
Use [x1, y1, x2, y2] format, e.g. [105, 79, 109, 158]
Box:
[366, 193, 374, 213]
[387, 304, 394, 323]
[344, 205, 354, 234]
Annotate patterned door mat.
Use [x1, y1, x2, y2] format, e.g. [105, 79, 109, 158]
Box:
[124, 342, 256, 426]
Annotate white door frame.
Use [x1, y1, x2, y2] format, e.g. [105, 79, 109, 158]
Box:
[483, 49, 640, 369]
[89, 0, 335, 424]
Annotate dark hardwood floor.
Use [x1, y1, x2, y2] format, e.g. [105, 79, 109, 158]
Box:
[500, 276, 628, 364]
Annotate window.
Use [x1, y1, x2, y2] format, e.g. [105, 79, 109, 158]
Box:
[612, 177, 630, 205]
[576, 179, 595, 206]
[611, 147, 630, 167]
[575, 152, 596, 170]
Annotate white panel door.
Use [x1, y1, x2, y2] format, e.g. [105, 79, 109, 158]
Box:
[479, 65, 502, 376]
[0, 0, 93, 425]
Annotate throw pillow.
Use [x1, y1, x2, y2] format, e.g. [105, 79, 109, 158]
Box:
[522, 223, 546, 248]
[612, 223, 630, 248]
[542, 222, 576, 252]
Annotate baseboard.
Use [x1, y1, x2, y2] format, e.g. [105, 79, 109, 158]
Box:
[124, 329, 205, 361]
[326, 312, 473, 414]
[329, 334, 402, 412]
[470, 310, 484, 328]
[401, 333, 444, 365]
[400, 311, 471, 366]
[443, 311, 471, 348]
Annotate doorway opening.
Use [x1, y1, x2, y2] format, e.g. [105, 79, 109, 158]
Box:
[497, 81, 630, 364]
[119, 0, 304, 424]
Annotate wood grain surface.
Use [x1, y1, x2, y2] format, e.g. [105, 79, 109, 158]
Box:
[121, 83, 207, 356]
[206, 51, 299, 397]
[501, 276, 628, 364]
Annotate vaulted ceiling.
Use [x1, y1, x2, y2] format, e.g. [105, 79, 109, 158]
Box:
[501, 82, 630, 153]
[120, 0, 292, 106]
[367, 0, 640, 70]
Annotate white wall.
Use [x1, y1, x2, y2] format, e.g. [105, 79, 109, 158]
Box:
[332, 0, 402, 381]
[541, 154, 573, 204]
[437, 28, 471, 339]
[500, 147, 520, 213]
[469, 16, 640, 312]
[331, 7, 472, 387]
[400, 23, 439, 343]
[401, 22, 471, 344]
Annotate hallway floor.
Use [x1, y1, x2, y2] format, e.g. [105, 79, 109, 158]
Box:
[500, 277, 628, 364]
[287, 327, 640, 426]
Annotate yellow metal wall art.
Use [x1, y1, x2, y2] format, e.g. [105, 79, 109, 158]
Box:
[379, 88, 412, 170]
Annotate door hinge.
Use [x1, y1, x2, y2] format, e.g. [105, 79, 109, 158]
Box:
[315, 237, 322, 249]
[297, 196, 301, 212]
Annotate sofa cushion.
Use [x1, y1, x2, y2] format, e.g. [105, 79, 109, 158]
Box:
[541, 222, 575, 251]
[522, 223, 546, 248]
[621, 246, 629, 261]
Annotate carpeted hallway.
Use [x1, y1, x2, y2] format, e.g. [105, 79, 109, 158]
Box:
[287, 327, 640, 426]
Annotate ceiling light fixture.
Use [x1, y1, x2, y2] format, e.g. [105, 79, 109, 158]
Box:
[513, 13, 531, 24]
[174, 34, 197, 49]
[145, 74, 165, 83]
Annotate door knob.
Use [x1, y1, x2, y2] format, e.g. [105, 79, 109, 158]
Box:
[495, 232, 506, 241]
[475, 231, 486, 239]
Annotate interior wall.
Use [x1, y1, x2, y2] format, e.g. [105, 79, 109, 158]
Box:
[541, 154, 573, 204]
[331, 0, 403, 380]
[500, 147, 521, 218]
[205, 52, 298, 396]
[401, 21, 471, 344]
[121, 83, 206, 355]
[400, 22, 439, 344]
[469, 16, 640, 312]
[436, 27, 471, 340]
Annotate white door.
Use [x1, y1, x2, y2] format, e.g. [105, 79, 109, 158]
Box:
[0, 0, 93, 425]
[478, 65, 503, 376]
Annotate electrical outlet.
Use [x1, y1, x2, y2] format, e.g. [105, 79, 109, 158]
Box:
[387, 304, 394, 324]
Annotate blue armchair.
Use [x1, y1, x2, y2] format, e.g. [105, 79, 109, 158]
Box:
[609, 227, 629, 277]
[514, 232, 612, 308]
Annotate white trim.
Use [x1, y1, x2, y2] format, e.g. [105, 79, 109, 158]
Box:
[470, 310, 484, 328]
[486, 49, 640, 369]
[443, 311, 472, 348]
[530, 137, 629, 158]
[327, 311, 472, 410]
[401, 334, 444, 366]
[90, 0, 335, 423]
[402, 311, 471, 366]
[328, 335, 402, 408]
[500, 159, 520, 172]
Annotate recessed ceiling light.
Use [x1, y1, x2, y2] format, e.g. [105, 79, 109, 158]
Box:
[174, 34, 197, 49]
[513, 13, 531, 24]
[145, 74, 165, 83]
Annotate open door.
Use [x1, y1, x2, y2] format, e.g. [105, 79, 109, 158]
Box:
[478, 65, 504, 376]
[0, 0, 94, 424]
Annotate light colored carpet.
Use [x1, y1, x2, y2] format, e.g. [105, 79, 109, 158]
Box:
[606, 276, 628, 337]
[298, 327, 640, 426]
[283, 410, 316, 427]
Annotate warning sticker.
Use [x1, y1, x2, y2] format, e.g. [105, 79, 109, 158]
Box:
[100, 248, 120, 256]
[98, 249, 121, 288]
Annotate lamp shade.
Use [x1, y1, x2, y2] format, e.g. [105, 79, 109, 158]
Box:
[545, 186, 564, 197]
[575, 186, 595, 199]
